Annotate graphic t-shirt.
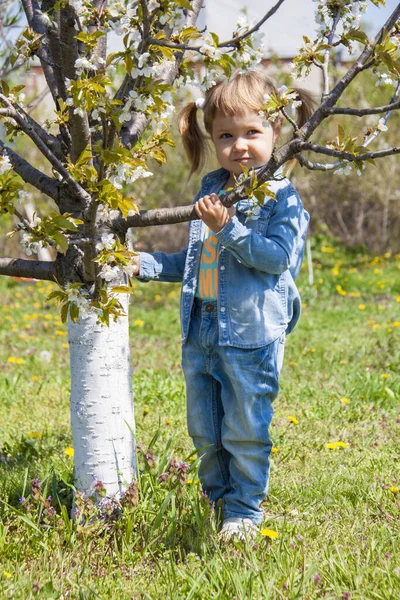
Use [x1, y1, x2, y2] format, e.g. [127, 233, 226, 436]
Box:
[195, 227, 219, 299]
[195, 189, 229, 299]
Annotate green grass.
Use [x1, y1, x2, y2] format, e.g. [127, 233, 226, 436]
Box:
[0, 236, 400, 599]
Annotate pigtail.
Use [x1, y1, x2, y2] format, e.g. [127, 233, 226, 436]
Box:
[291, 87, 318, 128]
[178, 102, 209, 177]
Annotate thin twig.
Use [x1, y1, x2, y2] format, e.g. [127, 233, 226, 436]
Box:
[322, 9, 341, 97]
[299, 142, 400, 162]
[325, 98, 400, 116]
[147, 0, 286, 52]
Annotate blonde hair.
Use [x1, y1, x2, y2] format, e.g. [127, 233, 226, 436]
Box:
[178, 70, 317, 176]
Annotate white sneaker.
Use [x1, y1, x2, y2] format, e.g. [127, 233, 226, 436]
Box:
[219, 517, 258, 541]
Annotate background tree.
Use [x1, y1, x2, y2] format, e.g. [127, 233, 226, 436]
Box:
[0, 0, 399, 508]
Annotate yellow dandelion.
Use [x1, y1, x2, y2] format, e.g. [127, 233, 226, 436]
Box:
[45, 314, 52, 320]
[321, 246, 335, 253]
[287, 416, 299, 425]
[7, 357, 16, 363]
[55, 330, 66, 336]
[396, 296, 400, 303]
[260, 528, 279, 539]
[341, 397, 350, 404]
[166, 418, 171, 425]
[29, 432, 42, 439]
[358, 304, 366, 311]
[373, 324, 380, 330]
[3, 571, 12, 579]
[289, 361, 297, 366]
[326, 442, 338, 450]
[336, 285, 347, 296]
[336, 442, 348, 449]
[134, 319, 144, 326]
[65, 446, 74, 457]
[381, 374, 390, 379]
[349, 291, 361, 298]
[189, 456, 196, 462]
[302, 303, 307, 308]
[62, 343, 69, 349]
[31, 375, 39, 382]
[389, 486, 399, 495]
[392, 322, 400, 327]
[318, 278, 324, 284]
[271, 447, 279, 453]
[187, 479, 193, 485]
[143, 407, 150, 415]
[154, 294, 161, 302]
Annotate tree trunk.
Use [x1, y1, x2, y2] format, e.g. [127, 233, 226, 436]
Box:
[68, 294, 136, 501]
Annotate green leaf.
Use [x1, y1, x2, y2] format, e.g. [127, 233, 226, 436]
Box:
[174, 0, 192, 9]
[53, 232, 69, 254]
[69, 303, 79, 322]
[52, 216, 80, 231]
[60, 303, 69, 323]
[111, 286, 134, 294]
[345, 28, 369, 45]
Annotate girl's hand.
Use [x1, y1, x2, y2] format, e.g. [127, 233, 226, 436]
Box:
[194, 193, 231, 233]
[131, 255, 140, 276]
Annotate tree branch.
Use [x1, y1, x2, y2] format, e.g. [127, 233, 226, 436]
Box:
[20, 0, 61, 106]
[119, 1, 203, 150]
[60, 2, 91, 162]
[325, 99, 400, 116]
[0, 257, 56, 281]
[0, 94, 90, 203]
[298, 4, 400, 143]
[1, 100, 64, 161]
[299, 142, 400, 162]
[217, 0, 286, 47]
[0, 140, 60, 202]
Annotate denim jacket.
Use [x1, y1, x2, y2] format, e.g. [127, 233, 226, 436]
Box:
[138, 167, 309, 348]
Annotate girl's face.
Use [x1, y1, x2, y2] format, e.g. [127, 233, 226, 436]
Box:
[211, 109, 280, 177]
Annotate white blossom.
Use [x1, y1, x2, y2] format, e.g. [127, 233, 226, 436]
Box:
[334, 161, 352, 176]
[96, 233, 116, 252]
[375, 72, 395, 87]
[377, 118, 388, 132]
[109, 164, 153, 189]
[148, 0, 159, 11]
[17, 190, 30, 203]
[0, 154, 12, 174]
[75, 57, 97, 73]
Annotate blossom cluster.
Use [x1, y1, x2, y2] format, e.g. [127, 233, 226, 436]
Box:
[0, 154, 12, 175]
[312, 0, 367, 37]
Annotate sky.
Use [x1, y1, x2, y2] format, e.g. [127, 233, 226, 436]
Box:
[200, 0, 399, 57]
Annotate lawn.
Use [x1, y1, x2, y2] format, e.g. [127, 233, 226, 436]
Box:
[0, 235, 399, 599]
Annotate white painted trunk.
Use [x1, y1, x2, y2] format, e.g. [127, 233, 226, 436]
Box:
[68, 295, 136, 499]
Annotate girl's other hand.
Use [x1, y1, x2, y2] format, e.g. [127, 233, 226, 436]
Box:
[194, 193, 231, 233]
[131, 255, 140, 276]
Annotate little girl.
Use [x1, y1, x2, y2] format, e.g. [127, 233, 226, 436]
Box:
[134, 70, 314, 539]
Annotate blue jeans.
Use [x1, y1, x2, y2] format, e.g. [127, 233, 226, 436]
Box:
[182, 299, 285, 524]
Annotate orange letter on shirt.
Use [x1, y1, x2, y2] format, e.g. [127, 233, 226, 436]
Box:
[203, 235, 218, 264]
[199, 269, 213, 297]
